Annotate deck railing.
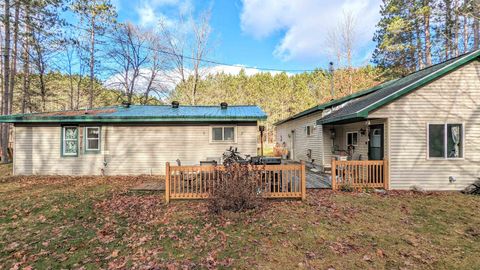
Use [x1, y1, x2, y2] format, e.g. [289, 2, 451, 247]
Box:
[165, 162, 306, 203]
[331, 159, 389, 190]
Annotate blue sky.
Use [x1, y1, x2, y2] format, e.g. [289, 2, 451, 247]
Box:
[109, 0, 381, 74]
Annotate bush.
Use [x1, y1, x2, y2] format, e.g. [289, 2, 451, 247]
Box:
[208, 163, 264, 214]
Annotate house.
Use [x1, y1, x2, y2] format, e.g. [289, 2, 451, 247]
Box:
[276, 49, 480, 191]
[0, 103, 267, 175]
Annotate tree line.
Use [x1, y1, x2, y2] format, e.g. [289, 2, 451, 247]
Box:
[171, 66, 388, 142]
[1, 0, 479, 162]
[373, 0, 479, 75]
[0, 0, 212, 162]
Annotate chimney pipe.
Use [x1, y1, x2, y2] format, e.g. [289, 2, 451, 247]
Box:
[171, 101, 179, 108]
[329, 62, 335, 100]
[220, 102, 228, 109]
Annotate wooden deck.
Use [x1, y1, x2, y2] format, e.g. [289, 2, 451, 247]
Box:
[130, 162, 331, 192]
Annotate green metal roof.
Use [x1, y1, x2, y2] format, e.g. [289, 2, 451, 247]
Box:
[274, 74, 400, 126]
[0, 105, 267, 123]
[317, 49, 480, 125]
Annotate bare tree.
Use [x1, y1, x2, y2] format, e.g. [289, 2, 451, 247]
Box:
[339, 10, 357, 94]
[326, 29, 342, 66]
[160, 10, 213, 105]
[107, 23, 168, 104]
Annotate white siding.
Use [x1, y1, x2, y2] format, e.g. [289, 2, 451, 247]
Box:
[327, 119, 388, 161]
[275, 111, 325, 166]
[14, 123, 258, 175]
[370, 60, 480, 190]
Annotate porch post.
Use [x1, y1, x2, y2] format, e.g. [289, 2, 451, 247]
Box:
[165, 162, 170, 203]
[301, 160, 306, 200]
[383, 159, 389, 190]
[331, 158, 336, 191]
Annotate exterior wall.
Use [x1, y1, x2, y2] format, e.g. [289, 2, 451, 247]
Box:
[14, 122, 258, 175]
[370, 60, 480, 190]
[328, 119, 388, 161]
[275, 111, 325, 166]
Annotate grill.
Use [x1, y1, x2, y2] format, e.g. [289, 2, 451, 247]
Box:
[250, 156, 282, 165]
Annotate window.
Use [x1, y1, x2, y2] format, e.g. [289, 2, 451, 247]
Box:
[428, 123, 463, 159]
[346, 132, 358, 146]
[306, 125, 313, 136]
[85, 127, 101, 152]
[62, 126, 78, 156]
[211, 126, 235, 142]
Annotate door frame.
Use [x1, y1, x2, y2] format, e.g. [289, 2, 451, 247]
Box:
[368, 124, 384, 160]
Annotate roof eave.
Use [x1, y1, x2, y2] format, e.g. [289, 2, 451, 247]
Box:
[317, 111, 368, 125]
[0, 115, 267, 123]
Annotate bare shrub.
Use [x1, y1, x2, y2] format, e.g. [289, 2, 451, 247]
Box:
[208, 163, 264, 214]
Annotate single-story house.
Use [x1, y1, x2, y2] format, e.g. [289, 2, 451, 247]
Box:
[0, 103, 267, 175]
[275, 49, 480, 191]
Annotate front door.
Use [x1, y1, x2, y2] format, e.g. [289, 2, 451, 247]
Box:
[368, 124, 384, 160]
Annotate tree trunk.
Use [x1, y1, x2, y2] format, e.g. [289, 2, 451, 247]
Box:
[424, 0, 432, 66]
[9, 0, 20, 115]
[88, 16, 95, 109]
[463, 15, 468, 53]
[2, 0, 11, 163]
[21, 2, 30, 114]
[415, 19, 424, 70]
[452, 0, 459, 57]
[474, 1, 479, 50]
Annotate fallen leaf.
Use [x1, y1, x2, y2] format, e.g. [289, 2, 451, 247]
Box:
[111, 250, 119, 258]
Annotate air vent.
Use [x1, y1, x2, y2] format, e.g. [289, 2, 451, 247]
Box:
[220, 102, 228, 109]
[121, 101, 131, 108]
[171, 101, 179, 108]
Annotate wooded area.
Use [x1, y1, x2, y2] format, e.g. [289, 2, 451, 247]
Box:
[1, 0, 479, 163]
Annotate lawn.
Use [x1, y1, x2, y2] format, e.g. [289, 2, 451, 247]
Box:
[1, 168, 479, 269]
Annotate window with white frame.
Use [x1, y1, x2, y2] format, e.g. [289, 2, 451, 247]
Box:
[428, 123, 463, 159]
[346, 132, 358, 146]
[62, 126, 78, 156]
[306, 125, 313, 136]
[85, 127, 101, 152]
[211, 126, 235, 142]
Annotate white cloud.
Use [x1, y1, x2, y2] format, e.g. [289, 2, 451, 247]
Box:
[240, 0, 381, 63]
[135, 0, 193, 28]
[205, 65, 285, 76]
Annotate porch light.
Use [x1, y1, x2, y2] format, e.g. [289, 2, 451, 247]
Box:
[330, 128, 336, 139]
[360, 128, 366, 136]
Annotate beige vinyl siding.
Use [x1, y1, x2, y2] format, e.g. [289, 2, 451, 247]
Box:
[14, 123, 258, 175]
[324, 119, 388, 161]
[370, 60, 480, 190]
[275, 111, 325, 166]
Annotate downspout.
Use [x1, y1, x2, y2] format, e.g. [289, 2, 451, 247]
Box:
[102, 125, 108, 175]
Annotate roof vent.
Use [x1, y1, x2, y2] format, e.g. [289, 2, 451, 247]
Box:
[171, 101, 179, 108]
[220, 102, 228, 109]
[121, 101, 131, 108]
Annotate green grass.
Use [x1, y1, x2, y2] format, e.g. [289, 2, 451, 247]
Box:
[0, 175, 479, 269]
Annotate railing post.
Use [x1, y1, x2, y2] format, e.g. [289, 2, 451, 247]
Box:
[383, 159, 389, 190]
[301, 160, 306, 200]
[165, 162, 170, 203]
[331, 158, 336, 191]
